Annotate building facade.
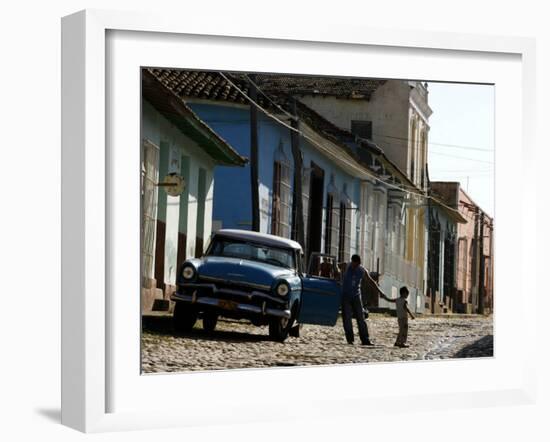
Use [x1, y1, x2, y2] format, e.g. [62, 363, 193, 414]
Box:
[426, 193, 467, 313]
[140, 70, 247, 313]
[263, 77, 433, 312]
[430, 182, 494, 314]
[185, 100, 370, 268]
[142, 69, 477, 316]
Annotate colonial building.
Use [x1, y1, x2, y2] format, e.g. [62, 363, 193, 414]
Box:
[256, 75, 433, 312]
[430, 182, 494, 314]
[144, 69, 432, 313]
[140, 69, 247, 313]
[284, 79, 432, 189]
[425, 185, 467, 313]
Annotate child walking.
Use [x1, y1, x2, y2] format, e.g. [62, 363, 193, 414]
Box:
[380, 286, 415, 348]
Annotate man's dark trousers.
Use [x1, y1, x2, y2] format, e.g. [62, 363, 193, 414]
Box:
[342, 295, 370, 344]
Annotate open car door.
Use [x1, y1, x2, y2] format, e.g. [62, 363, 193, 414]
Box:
[298, 253, 342, 326]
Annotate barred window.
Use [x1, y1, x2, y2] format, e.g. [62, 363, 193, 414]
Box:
[325, 193, 339, 257]
[141, 139, 159, 283]
[271, 160, 291, 238]
[301, 170, 310, 247]
[338, 199, 351, 264]
[325, 193, 334, 255]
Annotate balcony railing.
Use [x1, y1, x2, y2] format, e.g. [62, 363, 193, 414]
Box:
[385, 253, 423, 288]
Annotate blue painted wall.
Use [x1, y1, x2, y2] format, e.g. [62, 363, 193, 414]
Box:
[190, 103, 296, 231]
[188, 101, 427, 314]
[189, 104, 254, 230]
[189, 102, 361, 255]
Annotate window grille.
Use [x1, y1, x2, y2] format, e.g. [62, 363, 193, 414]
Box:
[271, 160, 291, 238]
[301, 170, 310, 247]
[141, 139, 159, 283]
[325, 193, 334, 255]
[338, 198, 352, 264]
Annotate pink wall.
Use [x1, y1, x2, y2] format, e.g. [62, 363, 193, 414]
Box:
[456, 189, 493, 312]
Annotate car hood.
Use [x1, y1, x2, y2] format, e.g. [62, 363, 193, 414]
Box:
[197, 256, 294, 288]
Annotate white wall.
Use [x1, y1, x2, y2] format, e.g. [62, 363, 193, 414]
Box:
[202, 169, 214, 252]
[142, 100, 216, 284]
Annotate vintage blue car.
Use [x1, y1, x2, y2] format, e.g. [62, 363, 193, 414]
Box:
[171, 229, 342, 341]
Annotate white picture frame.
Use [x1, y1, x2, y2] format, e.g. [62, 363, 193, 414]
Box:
[61, 9, 537, 433]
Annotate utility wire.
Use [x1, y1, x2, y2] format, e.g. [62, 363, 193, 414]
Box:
[430, 168, 492, 173]
[192, 117, 494, 162]
[373, 132, 494, 152]
[371, 132, 494, 163]
[434, 169, 492, 174]
[220, 72, 424, 195]
[243, 73, 296, 121]
[428, 151, 494, 164]
[223, 72, 475, 216]
[241, 73, 493, 153]
[218, 71, 473, 216]
[218, 73, 297, 134]
[216, 80, 493, 156]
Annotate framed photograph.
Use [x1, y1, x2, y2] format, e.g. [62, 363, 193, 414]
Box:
[61, 9, 537, 433]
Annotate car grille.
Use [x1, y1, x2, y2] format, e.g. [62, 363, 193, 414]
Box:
[198, 276, 271, 293]
[178, 277, 286, 309]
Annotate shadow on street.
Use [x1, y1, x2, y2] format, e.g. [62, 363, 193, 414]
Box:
[142, 314, 272, 343]
[453, 335, 494, 358]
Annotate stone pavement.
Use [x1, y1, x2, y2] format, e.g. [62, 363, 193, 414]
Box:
[141, 314, 493, 373]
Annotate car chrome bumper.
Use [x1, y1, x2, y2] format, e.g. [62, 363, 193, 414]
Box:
[171, 291, 291, 319]
[176, 282, 287, 304]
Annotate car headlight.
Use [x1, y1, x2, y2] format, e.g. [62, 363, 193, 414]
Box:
[181, 265, 196, 280]
[275, 281, 290, 297]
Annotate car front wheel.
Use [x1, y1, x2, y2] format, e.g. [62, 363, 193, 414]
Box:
[268, 305, 296, 342]
[173, 302, 198, 333]
[202, 313, 218, 333]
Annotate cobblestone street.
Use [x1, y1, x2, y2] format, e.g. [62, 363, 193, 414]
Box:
[141, 314, 493, 373]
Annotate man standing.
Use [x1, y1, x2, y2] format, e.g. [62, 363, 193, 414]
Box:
[341, 254, 381, 346]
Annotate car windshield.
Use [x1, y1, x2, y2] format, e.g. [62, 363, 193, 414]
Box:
[207, 238, 296, 269]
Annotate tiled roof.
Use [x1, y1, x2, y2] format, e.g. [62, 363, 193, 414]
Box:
[144, 68, 413, 188]
[256, 74, 385, 99]
[142, 69, 248, 167]
[145, 68, 385, 168]
[145, 68, 385, 104]
[430, 182, 459, 208]
[146, 69, 269, 105]
[428, 182, 468, 224]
